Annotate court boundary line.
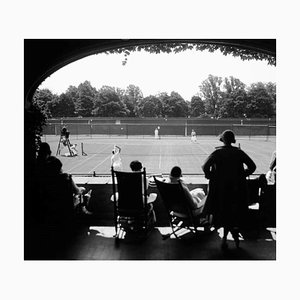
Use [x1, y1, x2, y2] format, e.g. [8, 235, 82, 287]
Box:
[194, 142, 210, 155]
[66, 144, 112, 172]
[66, 154, 97, 172]
[88, 155, 112, 174]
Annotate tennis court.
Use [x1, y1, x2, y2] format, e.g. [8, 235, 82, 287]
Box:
[42, 135, 276, 176]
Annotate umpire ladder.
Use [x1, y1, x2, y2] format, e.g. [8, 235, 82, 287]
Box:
[56, 135, 74, 157]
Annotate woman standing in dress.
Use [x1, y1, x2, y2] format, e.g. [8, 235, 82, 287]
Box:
[202, 130, 256, 250]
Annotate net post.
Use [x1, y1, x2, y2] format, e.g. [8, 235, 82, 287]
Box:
[249, 125, 251, 140]
[81, 142, 87, 156]
[266, 125, 269, 141]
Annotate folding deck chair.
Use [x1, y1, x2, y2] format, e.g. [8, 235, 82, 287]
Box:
[111, 167, 155, 240]
[154, 177, 209, 239]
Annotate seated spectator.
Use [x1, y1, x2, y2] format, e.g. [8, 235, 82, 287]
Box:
[34, 142, 52, 221]
[111, 160, 157, 203]
[36, 142, 52, 176]
[111, 160, 157, 223]
[166, 166, 207, 216]
[40, 156, 92, 226]
[129, 160, 157, 204]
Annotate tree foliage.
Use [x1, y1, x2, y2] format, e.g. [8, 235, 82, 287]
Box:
[246, 82, 275, 118]
[35, 76, 276, 119]
[48, 93, 76, 117]
[219, 77, 248, 118]
[265, 82, 276, 112]
[124, 84, 143, 116]
[105, 42, 275, 66]
[76, 81, 97, 117]
[93, 86, 129, 117]
[138, 95, 163, 117]
[190, 96, 205, 117]
[29, 91, 48, 150]
[199, 75, 223, 117]
[33, 88, 55, 118]
[161, 91, 189, 117]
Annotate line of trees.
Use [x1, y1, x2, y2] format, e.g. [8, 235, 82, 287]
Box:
[34, 75, 276, 119]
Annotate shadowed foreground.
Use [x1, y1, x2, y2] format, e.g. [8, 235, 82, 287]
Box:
[25, 223, 275, 260]
[24, 178, 276, 260]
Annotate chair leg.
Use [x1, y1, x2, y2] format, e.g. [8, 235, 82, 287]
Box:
[171, 225, 180, 239]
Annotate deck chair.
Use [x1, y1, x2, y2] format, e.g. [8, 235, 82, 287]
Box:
[246, 175, 268, 206]
[154, 177, 209, 239]
[111, 167, 155, 239]
[245, 175, 269, 230]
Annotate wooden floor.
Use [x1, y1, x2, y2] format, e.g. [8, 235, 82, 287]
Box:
[25, 223, 276, 260]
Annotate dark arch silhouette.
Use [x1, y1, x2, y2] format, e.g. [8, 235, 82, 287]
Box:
[24, 39, 275, 108]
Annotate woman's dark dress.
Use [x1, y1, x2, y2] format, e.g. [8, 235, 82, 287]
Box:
[202, 145, 256, 228]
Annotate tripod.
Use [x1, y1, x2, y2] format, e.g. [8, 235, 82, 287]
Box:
[56, 135, 75, 157]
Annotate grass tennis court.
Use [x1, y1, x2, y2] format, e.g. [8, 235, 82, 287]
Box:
[42, 135, 276, 176]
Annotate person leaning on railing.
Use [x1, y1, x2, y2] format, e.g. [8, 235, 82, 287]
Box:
[202, 130, 256, 250]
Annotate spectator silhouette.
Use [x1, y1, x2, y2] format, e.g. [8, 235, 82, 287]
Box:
[111, 160, 157, 223]
[129, 160, 157, 204]
[202, 130, 256, 250]
[34, 142, 52, 221]
[36, 142, 52, 176]
[40, 156, 91, 227]
[166, 166, 206, 215]
[129, 160, 156, 223]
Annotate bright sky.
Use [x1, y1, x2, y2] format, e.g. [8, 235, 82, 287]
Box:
[40, 49, 276, 100]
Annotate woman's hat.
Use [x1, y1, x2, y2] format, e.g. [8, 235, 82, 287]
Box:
[219, 130, 236, 144]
